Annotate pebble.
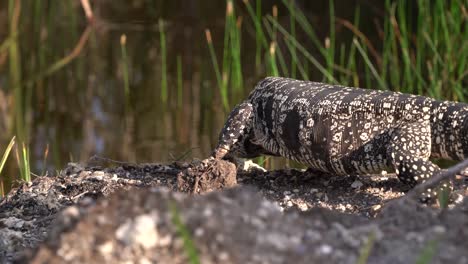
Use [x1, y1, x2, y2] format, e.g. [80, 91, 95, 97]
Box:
[318, 244, 332, 255]
[219, 251, 230, 261]
[62, 206, 80, 219]
[98, 241, 114, 255]
[297, 203, 309, 211]
[433, 225, 446, 234]
[115, 214, 159, 249]
[351, 180, 363, 189]
[139, 258, 152, 264]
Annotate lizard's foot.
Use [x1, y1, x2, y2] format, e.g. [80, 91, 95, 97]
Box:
[233, 158, 267, 173]
[177, 157, 237, 194]
[459, 167, 468, 178]
[419, 180, 454, 205]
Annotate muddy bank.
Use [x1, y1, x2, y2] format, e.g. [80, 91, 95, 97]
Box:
[0, 161, 467, 263]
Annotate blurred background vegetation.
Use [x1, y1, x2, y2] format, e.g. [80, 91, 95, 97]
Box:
[0, 0, 466, 196]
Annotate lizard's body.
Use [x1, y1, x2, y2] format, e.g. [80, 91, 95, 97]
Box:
[213, 77, 468, 199]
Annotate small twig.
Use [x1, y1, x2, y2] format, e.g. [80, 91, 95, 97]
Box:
[169, 147, 199, 162]
[80, 0, 94, 23]
[405, 159, 468, 199]
[191, 162, 215, 194]
[336, 18, 382, 68]
[192, 175, 200, 195]
[88, 155, 135, 165]
[25, 25, 93, 86]
[72, 191, 89, 201]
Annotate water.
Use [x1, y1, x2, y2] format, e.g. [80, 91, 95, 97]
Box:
[0, 0, 387, 190]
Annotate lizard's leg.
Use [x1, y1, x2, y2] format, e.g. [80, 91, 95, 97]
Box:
[212, 101, 254, 160]
[388, 121, 451, 202]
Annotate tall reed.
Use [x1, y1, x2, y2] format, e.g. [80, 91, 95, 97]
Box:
[289, 0, 297, 78]
[243, 0, 267, 73]
[205, 29, 229, 112]
[262, 6, 288, 76]
[205, 0, 249, 111]
[8, 0, 24, 142]
[14, 143, 30, 182]
[272, 0, 466, 100]
[227, 1, 243, 96]
[268, 42, 279, 76]
[120, 34, 130, 112]
[159, 19, 168, 104]
[177, 54, 183, 108]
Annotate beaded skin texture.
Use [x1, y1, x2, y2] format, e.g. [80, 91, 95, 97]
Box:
[213, 77, 468, 198]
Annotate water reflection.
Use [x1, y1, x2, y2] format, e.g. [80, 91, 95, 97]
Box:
[0, 0, 386, 191]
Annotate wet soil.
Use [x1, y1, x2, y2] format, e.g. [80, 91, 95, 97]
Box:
[0, 160, 467, 263]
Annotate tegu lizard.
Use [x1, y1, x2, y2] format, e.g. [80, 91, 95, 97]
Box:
[212, 77, 468, 201]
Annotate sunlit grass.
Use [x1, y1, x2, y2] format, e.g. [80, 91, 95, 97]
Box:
[13, 142, 31, 183]
[205, 29, 229, 112]
[267, 0, 467, 100]
[1, 0, 94, 194]
[0, 137, 16, 197]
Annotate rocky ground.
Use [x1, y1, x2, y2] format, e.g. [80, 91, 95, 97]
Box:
[0, 159, 467, 263]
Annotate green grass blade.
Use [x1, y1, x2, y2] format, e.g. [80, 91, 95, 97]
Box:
[415, 239, 438, 264]
[177, 54, 183, 107]
[281, 0, 327, 57]
[243, 0, 267, 71]
[222, 0, 232, 97]
[9, 0, 24, 142]
[170, 202, 200, 264]
[289, 0, 297, 78]
[353, 39, 388, 90]
[205, 29, 229, 111]
[283, 36, 309, 80]
[22, 143, 30, 182]
[0, 35, 15, 53]
[268, 42, 279, 76]
[357, 231, 376, 264]
[0, 137, 16, 176]
[120, 35, 130, 112]
[267, 15, 337, 83]
[326, 0, 335, 83]
[262, 16, 289, 76]
[159, 19, 168, 104]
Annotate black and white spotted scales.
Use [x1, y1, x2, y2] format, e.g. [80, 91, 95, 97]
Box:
[213, 77, 468, 200]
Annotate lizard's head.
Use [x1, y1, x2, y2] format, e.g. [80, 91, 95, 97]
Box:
[224, 131, 268, 159]
[213, 102, 269, 160]
[213, 118, 261, 159]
